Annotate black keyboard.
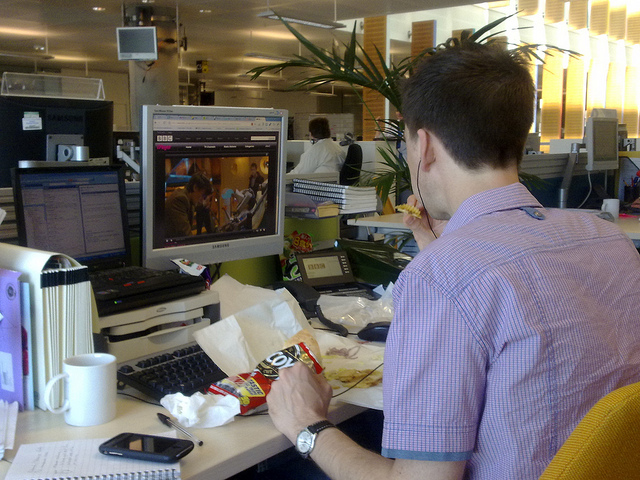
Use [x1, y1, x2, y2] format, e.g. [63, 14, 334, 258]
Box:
[91, 266, 201, 300]
[90, 266, 206, 317]
[117, 343, 226, 400]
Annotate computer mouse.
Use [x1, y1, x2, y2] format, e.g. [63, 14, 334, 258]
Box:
[357, 321, 391, 342]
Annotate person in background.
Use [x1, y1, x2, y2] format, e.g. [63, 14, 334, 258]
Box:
[165, 172, 213, 238]
[248, 162, 264, 196]
[290, 117, 346, 174]
[265, 41, 640, 479]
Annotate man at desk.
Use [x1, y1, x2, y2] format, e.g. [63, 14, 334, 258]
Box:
[266, 42, 640, 479]
[289, 117, 346, 174]
[165, 172, 213, 238]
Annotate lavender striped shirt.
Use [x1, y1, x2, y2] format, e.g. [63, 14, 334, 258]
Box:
[382, 182, 640, 479]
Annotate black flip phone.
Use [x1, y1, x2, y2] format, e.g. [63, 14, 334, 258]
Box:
[99, 433, 194, 463]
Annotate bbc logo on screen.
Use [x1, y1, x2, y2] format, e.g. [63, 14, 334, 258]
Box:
[156, 135, 173, 142]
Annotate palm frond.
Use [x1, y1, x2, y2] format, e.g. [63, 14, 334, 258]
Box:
[249, 13, 577, 210]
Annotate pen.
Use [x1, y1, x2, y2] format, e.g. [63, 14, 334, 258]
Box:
[157, 412, 204, 446]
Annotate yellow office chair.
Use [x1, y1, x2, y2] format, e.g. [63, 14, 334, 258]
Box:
[539, 381, 640, 479]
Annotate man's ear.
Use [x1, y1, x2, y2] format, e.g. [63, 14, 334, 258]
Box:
[417, 128, 435, 171]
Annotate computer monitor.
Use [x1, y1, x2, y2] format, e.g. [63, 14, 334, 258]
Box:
[0, 95, 114, 187]
[11, 165, 131, 270]
[116, 27, 158, 61]
[584, 116, 619, 171]
[140, 105, 288, 270]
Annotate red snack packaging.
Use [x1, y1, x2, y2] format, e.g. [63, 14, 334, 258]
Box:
[208, 342, 322, 415]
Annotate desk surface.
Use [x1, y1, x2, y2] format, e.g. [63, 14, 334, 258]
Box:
[1, 396, 365, 480]
[348, 213, 640, 241]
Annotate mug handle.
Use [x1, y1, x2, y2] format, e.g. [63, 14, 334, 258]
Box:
[44, 373, 70, 414]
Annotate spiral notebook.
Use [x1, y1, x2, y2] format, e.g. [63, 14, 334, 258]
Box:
[6, 437, 181, 480]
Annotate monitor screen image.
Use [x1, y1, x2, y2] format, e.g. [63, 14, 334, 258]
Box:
[141, 105, 288, 270]
[117, 26, 158, 61]
[12, 165, 131, 270]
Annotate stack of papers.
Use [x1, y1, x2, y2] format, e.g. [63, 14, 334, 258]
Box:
[292, 179, 378, 214]
[285, 192, 340, 219]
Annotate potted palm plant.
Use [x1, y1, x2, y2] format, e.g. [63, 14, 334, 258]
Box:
[249, 13, 570, 209]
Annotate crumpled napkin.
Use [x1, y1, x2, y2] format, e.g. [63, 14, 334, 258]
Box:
[160, 392, 241, 428]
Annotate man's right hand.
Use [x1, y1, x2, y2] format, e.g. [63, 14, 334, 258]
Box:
[402, 195, 447, 251]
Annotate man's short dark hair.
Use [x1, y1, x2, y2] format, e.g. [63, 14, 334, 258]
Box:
[401, 43, 535, 169]
[187, 171, 213, 195]
[309, 117, 331, 139]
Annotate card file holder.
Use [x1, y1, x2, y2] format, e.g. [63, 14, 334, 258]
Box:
[0, 243, 96, 410]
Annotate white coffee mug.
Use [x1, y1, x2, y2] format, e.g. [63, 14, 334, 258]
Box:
[601, 198, 620, 218]
[44, 353, 117, 426]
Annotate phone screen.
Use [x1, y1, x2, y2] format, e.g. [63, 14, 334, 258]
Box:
[112, 434, 179, 453]
[99, 433, 194, 463]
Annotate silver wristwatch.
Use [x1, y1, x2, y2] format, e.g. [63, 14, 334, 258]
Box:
[295, 420, 336, 458]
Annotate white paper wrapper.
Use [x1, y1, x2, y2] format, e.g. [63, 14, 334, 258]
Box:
[316, 330, 385, 410]
[210, 275, 288, 320]
[317, 284, 394, 329]
[193, 286, 313, 377]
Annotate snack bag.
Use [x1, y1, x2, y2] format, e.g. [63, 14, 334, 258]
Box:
[208, 342, 322, 415]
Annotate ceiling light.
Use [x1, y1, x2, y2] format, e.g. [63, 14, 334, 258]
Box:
[250, 30, 296, 41]
[309, 84, 336, 96]
[244, 52, 291, 62]
[0, 51, 54, 60]
[0, 27, 51, 37]
[92, 7, 106, 12]
[257, 10, 345, 29]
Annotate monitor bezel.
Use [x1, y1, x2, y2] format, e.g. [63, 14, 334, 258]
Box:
[140, 104, 287, 270]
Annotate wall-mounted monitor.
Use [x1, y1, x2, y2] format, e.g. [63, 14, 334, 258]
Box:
[584, 116, 619, 172]
[140, 105, 288, 270]
[0, 95, 114, 188]
[117, 26, 158, 61]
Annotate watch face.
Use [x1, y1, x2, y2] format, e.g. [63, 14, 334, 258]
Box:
[296, 430, 314, 454]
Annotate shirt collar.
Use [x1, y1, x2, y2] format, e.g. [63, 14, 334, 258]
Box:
[442, 182, 543, 235]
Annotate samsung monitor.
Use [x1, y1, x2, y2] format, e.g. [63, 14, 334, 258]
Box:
[140, 105, 288, 270]
[584, 116, 619, 171]
[117, 26, 158, 61]
[11, 165, 131, 270]
[0, 95, 114, 187]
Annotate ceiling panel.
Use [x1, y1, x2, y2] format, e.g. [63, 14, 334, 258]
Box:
[0, 0, 478, 88]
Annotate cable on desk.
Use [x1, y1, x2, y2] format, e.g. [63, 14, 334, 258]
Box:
[331, 362, 384, 399]
[117, 391, 162, 406]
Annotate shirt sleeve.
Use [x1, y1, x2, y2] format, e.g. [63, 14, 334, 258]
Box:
[381, 268, 487, 460]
